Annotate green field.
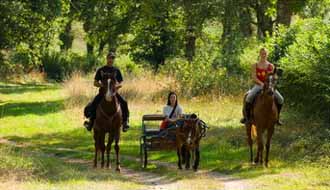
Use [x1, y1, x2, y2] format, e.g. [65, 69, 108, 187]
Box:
[0, 77, 329, 190]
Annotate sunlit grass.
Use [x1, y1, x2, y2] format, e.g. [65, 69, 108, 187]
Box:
[0, 74, 329, 190]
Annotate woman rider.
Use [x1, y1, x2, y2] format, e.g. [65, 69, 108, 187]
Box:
[240, 48, 284, 125]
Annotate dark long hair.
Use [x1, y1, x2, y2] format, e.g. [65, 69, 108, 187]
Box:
[167, 91, 178, 106]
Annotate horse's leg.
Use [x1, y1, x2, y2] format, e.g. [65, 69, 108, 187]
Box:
[246, 124, 253, 163]
[100, 133, 106, 168]
[114, 133, 121, 172]
[93, 132, 98, 168]
[107, 133, 114, 169]
[254, 129, 263, 164]
[265, 126, 274, 167]
[193, 146, 200, 171]
[256, 130, 264, 165]
[185, 147, 190, 170]
[177, 145, 182, 170]
[181, 145, 186, 165]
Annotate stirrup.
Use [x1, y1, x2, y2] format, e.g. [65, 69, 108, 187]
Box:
[276, 120, 283, 126]
[84, 120, 93, 131]
[122, 122, 130, 132]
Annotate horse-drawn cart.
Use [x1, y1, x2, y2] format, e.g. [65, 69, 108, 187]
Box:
[139, 114, 208, 168]
[139, 114, 177, 168]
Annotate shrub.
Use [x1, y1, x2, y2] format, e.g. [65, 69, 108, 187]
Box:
[267, 18, 330, 118]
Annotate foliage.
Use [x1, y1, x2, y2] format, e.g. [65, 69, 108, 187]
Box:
[129, 0, 183, 71]
[267, 18, 330, 117]
[42, 51, 101, 81]
[0, 0, 70, 65]
[115, 54, 143, 76]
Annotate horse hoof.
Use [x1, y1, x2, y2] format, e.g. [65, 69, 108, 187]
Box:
[178, 166, 182, 170]
[116, 166, 121, 172]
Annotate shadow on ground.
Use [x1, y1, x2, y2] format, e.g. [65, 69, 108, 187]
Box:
[0, 83, 59, 94]
[0, 99, 65, 118]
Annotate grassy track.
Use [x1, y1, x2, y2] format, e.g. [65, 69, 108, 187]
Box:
[0, 79, 329, 190]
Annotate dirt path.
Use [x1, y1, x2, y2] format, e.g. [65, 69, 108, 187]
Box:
[0, 138, 253, 190]
[48, 147, 254, 190]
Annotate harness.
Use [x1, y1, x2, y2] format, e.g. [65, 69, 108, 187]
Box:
[98, 97, 121, 123]
[158, 118, 209, 141]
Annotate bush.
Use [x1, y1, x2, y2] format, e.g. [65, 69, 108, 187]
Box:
[42, 51, 102, 81]
[267, 18, 330, 118]
[115, 54, 142, 76]
[161, 56, 247, 97]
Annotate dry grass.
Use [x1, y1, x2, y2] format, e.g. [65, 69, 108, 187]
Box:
[62, 72, 97, 108]
[6, 70, 46, 84]
[63, 71, 179, 107]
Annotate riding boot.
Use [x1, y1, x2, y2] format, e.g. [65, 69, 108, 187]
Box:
[240, 102, 252, 124]
[83, 93, 103, 131]
[276, 103, 283, 126]
[122, 120, 130, 132]
[116, 94, 130, 132]
[84, 117, 94, 131]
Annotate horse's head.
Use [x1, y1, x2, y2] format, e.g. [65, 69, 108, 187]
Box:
[100, 71, 117, 102]
[263, 73, 277, 96]
[182, 114, 200, 147]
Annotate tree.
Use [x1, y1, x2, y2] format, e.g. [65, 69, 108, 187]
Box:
[129, 0, 181, 71]
[176, 0, 217, 62]
[0, 0, 69, 66]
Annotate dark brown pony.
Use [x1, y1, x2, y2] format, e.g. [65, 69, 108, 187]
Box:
[93, 72, 122, 171]
[245, 73, 278, 167]
[176, 115, 208, 171]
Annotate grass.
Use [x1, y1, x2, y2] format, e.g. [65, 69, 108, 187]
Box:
[0, 75, 330, 190]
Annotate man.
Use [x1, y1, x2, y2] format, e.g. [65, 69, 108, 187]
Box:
[84, 51, 130, 132]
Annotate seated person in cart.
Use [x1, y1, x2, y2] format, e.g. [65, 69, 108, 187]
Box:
[160, 91, 183, 130]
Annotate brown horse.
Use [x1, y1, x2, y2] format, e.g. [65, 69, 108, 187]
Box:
[93, 72, 122, 171]
[245, 73, 278, 167]
[176, 114, 208, 171]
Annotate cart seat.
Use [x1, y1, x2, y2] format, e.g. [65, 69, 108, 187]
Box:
[142, 114, 166, 121]
[144, 128, 160, 136]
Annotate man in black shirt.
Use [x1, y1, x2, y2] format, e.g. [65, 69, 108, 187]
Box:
[83, 52, 130, 132]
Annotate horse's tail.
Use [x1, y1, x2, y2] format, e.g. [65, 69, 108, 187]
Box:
[251, 124, 257, 140]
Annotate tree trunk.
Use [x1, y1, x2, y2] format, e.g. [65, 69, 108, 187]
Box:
[255, 1, 274, 40]
[276, 0, 293, 26]
[239, 6, 253, 38]
[185, 27, 196, 63]
[59, 20, 74, 51]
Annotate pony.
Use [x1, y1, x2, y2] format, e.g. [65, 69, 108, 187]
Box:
[245, 73, 279, 167]
[93, 71, 122, 171]
[176, 114, 208, 171]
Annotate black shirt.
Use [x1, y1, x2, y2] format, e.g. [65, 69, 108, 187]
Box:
[94, 65, 123, 83]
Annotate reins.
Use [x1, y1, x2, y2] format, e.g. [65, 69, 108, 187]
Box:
[99, 97, 121, 123]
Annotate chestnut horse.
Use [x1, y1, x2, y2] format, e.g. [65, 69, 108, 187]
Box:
[245, 73, 278, 167]
[93, 72, 122, 171]
[176, 114, 208, 171]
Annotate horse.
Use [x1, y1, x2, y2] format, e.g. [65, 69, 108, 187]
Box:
[176, 114, 208, 171]
[245, 73, 278, 167]
[93, 71, 122, 171]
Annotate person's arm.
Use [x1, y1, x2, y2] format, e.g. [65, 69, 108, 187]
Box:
[163, 106, 170, 121]
[177, 105, 183, 118]
[251, 64, 264, 87]
[94, 69, 103, 88]
[115, 81, 123, 90]
[94, 80, 103, 88]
